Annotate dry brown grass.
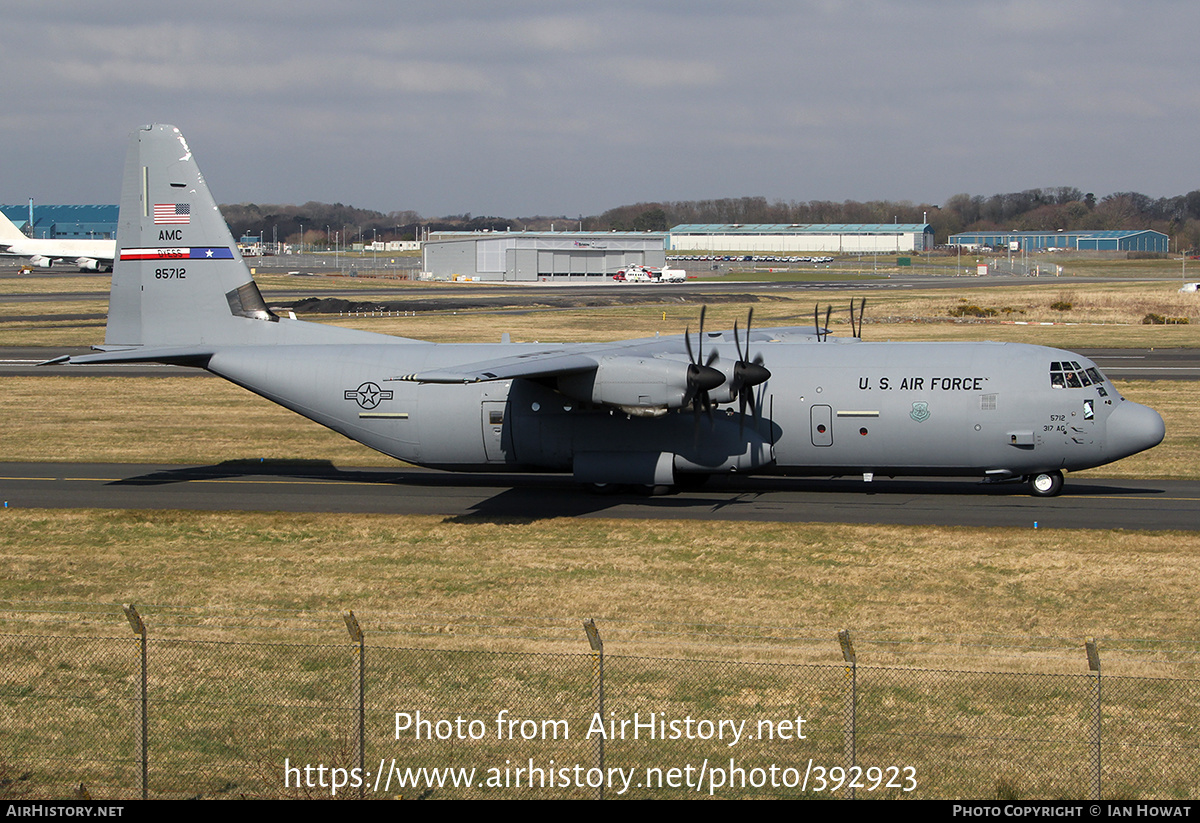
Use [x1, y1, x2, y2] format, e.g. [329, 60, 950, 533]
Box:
[0, 274, 111, 294]
[1073, 381, 1198, 479]
[3, 264, 1199, 347]
[1, 509, 1197, 675]
[311, 281, 1200, 346]
[0, 375, 391, 465]
[0, 299, 105, 318]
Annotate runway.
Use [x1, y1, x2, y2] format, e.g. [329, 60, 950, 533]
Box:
[0, 462, 1194, 530]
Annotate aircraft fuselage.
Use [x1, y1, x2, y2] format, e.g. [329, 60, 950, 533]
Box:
[204, 335, 1163, 489]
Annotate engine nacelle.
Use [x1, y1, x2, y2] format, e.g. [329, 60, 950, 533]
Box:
[29, 255, 54, 268]
[76, 257, 102, 271]
[556, 356, 722, 415]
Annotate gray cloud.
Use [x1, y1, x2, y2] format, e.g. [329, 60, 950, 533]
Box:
[3, 0, 1197, 216]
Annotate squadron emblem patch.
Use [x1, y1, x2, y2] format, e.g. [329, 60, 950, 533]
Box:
[910, 401, 930, 423]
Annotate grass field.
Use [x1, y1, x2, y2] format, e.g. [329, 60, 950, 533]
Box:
[3, 262, 1199, 347]
[2, 263, 1198, 799]
[1, 263, 1197, 666]
[2, 509, 1198, 675]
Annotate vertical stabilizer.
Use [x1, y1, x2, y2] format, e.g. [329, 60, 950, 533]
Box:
[104, 124, 413, 350]
[0, 210, 29, 243]
[106, 124, 275, 347]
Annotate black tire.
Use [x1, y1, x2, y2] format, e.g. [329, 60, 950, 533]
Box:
[1029, 470, 1064, 497]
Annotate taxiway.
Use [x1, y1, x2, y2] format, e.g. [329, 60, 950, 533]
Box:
[0, 462, 1193, 530]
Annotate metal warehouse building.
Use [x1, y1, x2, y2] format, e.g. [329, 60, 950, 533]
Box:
[423, 231, 667, 281]
[948, 229, 1169, 253]
[0, 204, 118, 240]
[668, 223, 934, 253]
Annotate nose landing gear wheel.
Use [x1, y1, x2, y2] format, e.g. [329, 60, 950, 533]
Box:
[1029, 470, 1064, 497]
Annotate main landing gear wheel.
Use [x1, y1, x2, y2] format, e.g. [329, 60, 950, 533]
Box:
[1029, 470, 1064, 497]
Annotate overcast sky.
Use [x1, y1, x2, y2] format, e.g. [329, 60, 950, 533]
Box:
[4, 1, 1198, 218]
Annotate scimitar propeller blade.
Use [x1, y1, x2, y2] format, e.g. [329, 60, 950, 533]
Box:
[733, 308, 772, 435]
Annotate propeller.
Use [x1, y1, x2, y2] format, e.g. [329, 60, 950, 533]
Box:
[683, 306, 725, 432]
[814, 303, 832, 341]
[846, 297, 867, 338]
[731, 308, 772, 435]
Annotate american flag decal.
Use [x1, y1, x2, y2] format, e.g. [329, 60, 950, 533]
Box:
[153, 203, 191, 224]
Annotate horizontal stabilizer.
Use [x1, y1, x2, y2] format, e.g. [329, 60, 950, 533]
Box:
[47, 345, 219, 368]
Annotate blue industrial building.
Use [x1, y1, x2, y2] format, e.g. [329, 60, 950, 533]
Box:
[0, 204, 118, 240]
[948, 229, 1168, 253]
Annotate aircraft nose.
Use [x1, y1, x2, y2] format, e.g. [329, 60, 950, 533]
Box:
[1106, 400, 1165, 461]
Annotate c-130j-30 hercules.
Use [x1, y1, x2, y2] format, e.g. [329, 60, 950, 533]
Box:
[51, 125, 1165, 497]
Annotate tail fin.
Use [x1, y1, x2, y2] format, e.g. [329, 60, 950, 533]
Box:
[0, 210, 28, 244]
[105, 124, 390, 348]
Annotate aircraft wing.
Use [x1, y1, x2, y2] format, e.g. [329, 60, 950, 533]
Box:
[394, 349, 604, 383]
[392, 326, 816, 387]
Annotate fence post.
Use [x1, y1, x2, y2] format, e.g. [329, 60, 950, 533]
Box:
[344, 610, 365, 799]
[838, 629, 856, 801]
[1086, 637, 1101, 801]
[583, 619, 604, 801]
[122, 604, 148, 800]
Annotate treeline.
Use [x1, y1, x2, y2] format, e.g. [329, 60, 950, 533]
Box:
[219, 201, 512, 247]
[589, 188, 1200, 248]
[221, 187, 1200, 249]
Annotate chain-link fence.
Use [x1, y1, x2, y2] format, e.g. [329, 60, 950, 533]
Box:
[1, 612, 1196, 800]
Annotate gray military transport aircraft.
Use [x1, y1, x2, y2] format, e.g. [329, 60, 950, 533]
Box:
[49, 125, 1165, 497]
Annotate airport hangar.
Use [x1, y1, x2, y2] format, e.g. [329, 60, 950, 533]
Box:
[422, 231, 668, 281]
[0, 204, 118, 240]
[667, 223, 934, 253]
[948, 229, 1169, 252]
[421, 223, 935, 280]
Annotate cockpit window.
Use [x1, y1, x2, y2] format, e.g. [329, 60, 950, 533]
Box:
[1051, 362, 1108, 389]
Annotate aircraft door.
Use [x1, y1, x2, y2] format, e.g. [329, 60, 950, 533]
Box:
[481, 400, 508, 462]
[1068, 398, 1098, 447]
[811, 405, 833, 447]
